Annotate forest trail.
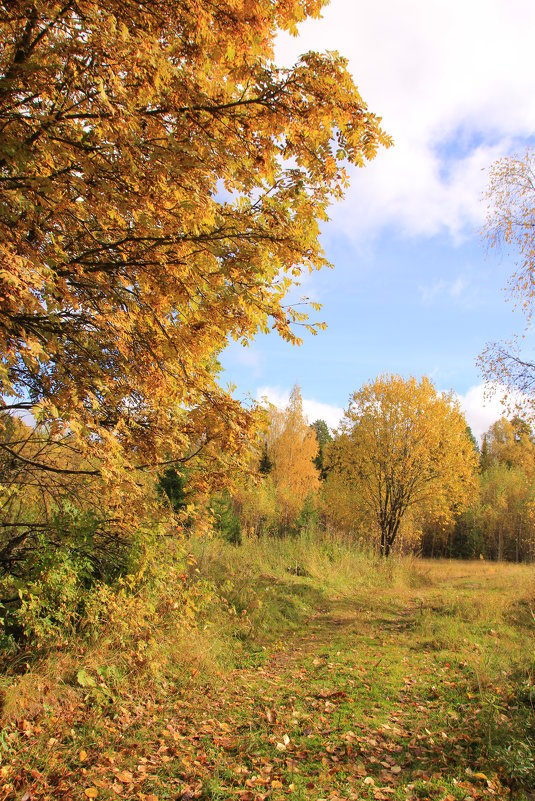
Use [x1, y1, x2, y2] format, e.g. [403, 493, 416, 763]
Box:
[4, 566, 534, 801]
[150, 587, 524, 801]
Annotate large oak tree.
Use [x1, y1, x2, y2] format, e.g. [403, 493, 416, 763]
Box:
[0, 0, 390, 560]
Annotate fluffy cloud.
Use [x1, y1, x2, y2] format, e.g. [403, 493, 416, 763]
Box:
[255, 386, 344, 430]
[455, 382, 532, 443]
[276, 0, 535, 239]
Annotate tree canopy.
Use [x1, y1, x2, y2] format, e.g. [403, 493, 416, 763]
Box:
[0, 0, 391, 551]
[326, 375, 477, 556]
[267, 385, 319, 531]
[481, 150, 535, 405]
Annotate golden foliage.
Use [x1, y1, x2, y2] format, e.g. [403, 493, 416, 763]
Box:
[326, 375, 478, 556]
[477, 417, 535, 561]
[237, 385, 319, 535]
[481, 150, 535, 406]
[267, 385, 319, 529]
[0, 1, 391, 539]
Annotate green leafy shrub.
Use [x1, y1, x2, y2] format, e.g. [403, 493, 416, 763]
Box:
[17, 548, 92, 646]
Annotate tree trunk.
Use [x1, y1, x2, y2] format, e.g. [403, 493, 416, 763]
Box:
[380, 527, 388, 557]
[380, 523, 394, 557]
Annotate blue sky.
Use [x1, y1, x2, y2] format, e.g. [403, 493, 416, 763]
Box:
[221, 0, 535, 440]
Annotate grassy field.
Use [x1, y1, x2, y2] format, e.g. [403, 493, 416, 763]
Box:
[1, 536, 534, 801]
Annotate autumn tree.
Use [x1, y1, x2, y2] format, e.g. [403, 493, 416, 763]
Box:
[474, 417, 535, 561]
[320, 467, 366, 540]
[266, 386, 320, 534]
[481, 150, 535, 405]
[481, 417, 535, 471]
[476, 463, 534, 561]
[0, 1, 391, 561]
[237, 386, 320, 536]
[326, 375, 478, 556]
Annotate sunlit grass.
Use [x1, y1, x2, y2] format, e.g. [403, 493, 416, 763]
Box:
[1, 533, 534, 800]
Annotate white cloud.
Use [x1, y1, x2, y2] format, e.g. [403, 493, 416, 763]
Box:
[455, 381, 532, 443]
[276, 0, 535, 240]
[418, 275, 468, 304]
[303, 398, 345, 431]
[255, 386, 344, 430]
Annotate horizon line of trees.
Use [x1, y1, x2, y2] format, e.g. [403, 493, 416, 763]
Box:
[2, 372, 534, 651]
[205, 377, 535, 563]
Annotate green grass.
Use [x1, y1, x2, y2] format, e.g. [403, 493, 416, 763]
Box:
[1, 534, 534, 800]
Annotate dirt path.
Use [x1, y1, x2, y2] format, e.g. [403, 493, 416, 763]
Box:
[5, 583, 532, 801]
[161, 596, 515, 801]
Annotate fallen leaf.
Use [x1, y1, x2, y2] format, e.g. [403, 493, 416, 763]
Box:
[116, 771, 134, 784]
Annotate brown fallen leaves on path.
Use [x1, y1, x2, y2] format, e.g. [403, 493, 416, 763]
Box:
[1, 599, 520, 801]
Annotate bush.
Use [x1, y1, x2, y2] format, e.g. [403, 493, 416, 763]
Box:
[17, 548, 92, 646]
[1, 503, 150, 649]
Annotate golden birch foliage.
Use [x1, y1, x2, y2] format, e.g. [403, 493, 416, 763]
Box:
[477, 417, 535, 561]
[481, 150, 535, 401]
[485, 151, 535, 311]
[267, 386, 320, 529]
[0, 1, 391, 536]
[476, 462, 535, 562]
[320, 469, 363, 536]
[327, 375, 478, 556]
[482, 417, 535, 476]
[234, 387, 319, 536]
[236, 474, 278, 538]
